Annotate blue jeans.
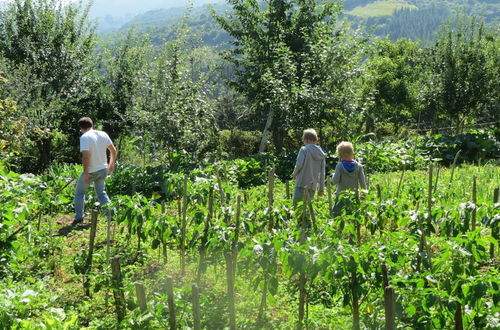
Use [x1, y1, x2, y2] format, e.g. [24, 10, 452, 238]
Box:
[74, 168, 110, 220]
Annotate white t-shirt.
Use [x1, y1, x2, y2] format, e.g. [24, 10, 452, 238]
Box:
[80, 129, 113, 173]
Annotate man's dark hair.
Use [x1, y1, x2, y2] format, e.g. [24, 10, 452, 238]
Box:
[78, 117, 93, 129]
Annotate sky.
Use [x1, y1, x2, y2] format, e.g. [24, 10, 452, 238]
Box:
[0, 0, 223, 18]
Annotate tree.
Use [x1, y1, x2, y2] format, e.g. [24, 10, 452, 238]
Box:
[0, 71, 27, 164]
[97, 28, 153, 144]
[0, 0, 99, 171]
[421, 16, 498, 132]
[213, 0, 365, 152]
[359, 39, 421, 136]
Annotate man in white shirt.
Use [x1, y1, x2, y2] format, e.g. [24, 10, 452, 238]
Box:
[73, 117, 117, 224]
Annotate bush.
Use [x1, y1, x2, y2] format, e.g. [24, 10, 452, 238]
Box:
[99, 129, 499, 196]
[422, 129, 500, 165]
[219, 129, 261, 158]
[356, 137, 428, 173]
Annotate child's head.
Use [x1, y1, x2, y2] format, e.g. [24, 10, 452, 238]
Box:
[302, 129, 318, 145]
[336, 141, 355, 160]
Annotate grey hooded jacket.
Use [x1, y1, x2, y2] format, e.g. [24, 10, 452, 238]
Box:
[292, 144, 326, 192]
[331, 161, 367, 196]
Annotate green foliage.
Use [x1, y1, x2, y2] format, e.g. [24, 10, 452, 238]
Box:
[420, 15, 499, 131]
[116, 3, 233, 48]
[0, 0, 100, 172]
[0, 280, 79, 329]
[219, 129, 261, 158]
[360, 39, 422, 135]
[99, 25, 219, 163]
[1, 157, 499, 328]
[423, 129, 500, 165]
[213, 0, 366, 151]
[0, 72, 27, 162]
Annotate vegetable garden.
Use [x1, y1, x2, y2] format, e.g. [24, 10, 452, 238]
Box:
[0, 159, 498, 329]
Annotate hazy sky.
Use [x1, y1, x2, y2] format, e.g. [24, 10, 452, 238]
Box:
[0, 0, 223, 18]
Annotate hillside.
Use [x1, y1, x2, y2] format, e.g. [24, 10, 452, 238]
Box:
[345, 0, 499, 41]
[346, 1, 418, 18]
[100, 0, 499, 44]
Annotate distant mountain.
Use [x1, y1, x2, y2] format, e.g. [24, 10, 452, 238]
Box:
[103, 0, 498, 46]
[87, 0, 222, 19]
[2, 0, 495, 42]
[345, 0, 499, 42]
[105, 3, 232, 48]
[86, 0, 224, 32]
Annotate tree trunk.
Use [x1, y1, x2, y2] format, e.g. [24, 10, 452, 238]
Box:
[259, 106, 275, 153]
[365, 108, 375, 135]
[272, 126, 285, 153]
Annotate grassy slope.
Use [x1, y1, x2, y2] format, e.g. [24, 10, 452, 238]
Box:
[346, 1, 418, 18]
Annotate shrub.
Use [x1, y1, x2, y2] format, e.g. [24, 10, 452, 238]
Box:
[219, 129, 261, 158]
[422, 129, 500, 165]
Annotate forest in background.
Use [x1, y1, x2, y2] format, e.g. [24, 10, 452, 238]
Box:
[0, 0, 498, 174]
[101, 0, 500, 43]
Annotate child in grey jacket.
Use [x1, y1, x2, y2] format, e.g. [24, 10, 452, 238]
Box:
[291, 129, 326, 205]
[331, 141, 366, 216]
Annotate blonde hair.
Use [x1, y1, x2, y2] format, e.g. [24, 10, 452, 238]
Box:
[337, 141, 354, 159]
[302, 128, 318, 142]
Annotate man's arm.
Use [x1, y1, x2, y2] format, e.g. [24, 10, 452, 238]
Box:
[82, 150, 91, 184]
[107, 144, 117, 173]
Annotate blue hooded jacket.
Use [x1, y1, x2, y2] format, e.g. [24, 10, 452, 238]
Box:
[342, 160, 355, 173]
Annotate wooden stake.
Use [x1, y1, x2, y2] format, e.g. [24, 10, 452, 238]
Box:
[233, 195, 241, 276]
[377, 184, 382, 202]
[258, 276, 268, 321]
[300, 190, 310, 239]
[216, 170, 225, 205]
[192, 284, 201, 330]
[111, 256, 126, 323]
[84, 210, 98, 296]
[455, 303, 464, 330]
[268, 167, 275, 208]
[267, 167, 275, 231]
[225, 252, 236, 330]
[308, 193, 317, 232]
[198, 186, 213, 283]
[449, 150, 462, 187]
[384, 286, 396, 330]
[166, 277, 176, 330]
[106, 210, 112, 262]
[428, 164, 433, 226]
[181, 175, 188, 275]
[285, 180, 290, 200]
[327, 179, 333, 216]
[472, 176, 477, 231]
[161, 200, 168, 263]
[298, 269, 306, 326]
[135, 282, 147, 312]
[396, 163, 406, 198]
[37, 212, 42, 232]
[351, 256, 360, 330]
[137, 217, 142, 252]
[433, 165, 441, 194]
[491, 187, 499, 259]
[381, 263, 389, 289]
